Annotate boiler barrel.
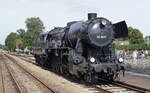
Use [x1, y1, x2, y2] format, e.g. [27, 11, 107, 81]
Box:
[67, 21, 87, 47]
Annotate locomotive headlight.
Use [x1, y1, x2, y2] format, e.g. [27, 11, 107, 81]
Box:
[119, 58, 123, 62]
[90, 57, 95, 63]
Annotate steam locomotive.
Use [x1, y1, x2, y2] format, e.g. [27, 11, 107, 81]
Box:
[33, 13, 130, 82]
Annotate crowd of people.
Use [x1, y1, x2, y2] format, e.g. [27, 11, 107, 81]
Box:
[115, 50, 150, 64]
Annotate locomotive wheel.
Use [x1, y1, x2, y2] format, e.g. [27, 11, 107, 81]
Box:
[40, 58, 44, 66]
[60, 65, 64, 74]
[38, 57, 42, 65]
[35, 57, 39, 64]
[36, 55, 42, 65]
[109, 73, 120, 81]
[57, 65, 59, 73]
[84, 74, 91, 83]
[84, 73, 97, 83]
[58, 64, 61, 73]
[113, 73, 120, 81]
[63, 67, 69, 76]
[55, 64, 59, 73]
[55, 63, 61, 73]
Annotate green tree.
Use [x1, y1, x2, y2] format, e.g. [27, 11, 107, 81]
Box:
[145, 36, 150, 39]
[128, 27, 144, 44]
[16, 28, 25, 49]
[16, 29, 32, 49]
[2, 45, 8, 50]
[5, 32, 20, 51]
[22, 32, 33, 49]
[25, 17, 44, 48]
[0, 44, 2, 49]
[17, 28, 25, 39]
[145, 36, 150, 46]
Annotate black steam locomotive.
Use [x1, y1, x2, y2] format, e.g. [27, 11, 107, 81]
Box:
[33, 13, 130, 82]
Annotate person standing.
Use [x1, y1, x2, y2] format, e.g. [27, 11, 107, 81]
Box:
[133, 50, 137, 64]
[148, 50, 150, 56]
[145, 50, 148, 58]
[141, 50, 145, 59]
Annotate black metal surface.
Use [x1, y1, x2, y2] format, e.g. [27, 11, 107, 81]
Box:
[88, 18, 114, 47]
[33, 13, 130, 83]
[88, 13, 97, 20]
[113, 21, 128, 38]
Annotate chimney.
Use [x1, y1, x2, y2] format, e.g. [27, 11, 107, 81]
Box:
[88, 13, 97, 20]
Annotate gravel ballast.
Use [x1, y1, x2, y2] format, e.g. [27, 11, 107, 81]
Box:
[6, 53, 90, 93]
[0, 54, 19, 93]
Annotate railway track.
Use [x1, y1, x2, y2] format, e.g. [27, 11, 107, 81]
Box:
[11, 53, 150, 93]
[4, 58, 24, 93]
[3, 54, 55, 93]
[94, 78, 150, 93]
[11, 53, 35, 62]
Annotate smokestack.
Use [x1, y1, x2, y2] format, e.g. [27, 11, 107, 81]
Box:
[88, 13, 97, 20]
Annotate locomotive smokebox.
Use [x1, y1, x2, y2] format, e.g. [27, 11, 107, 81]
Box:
[88, 13, 97, 20]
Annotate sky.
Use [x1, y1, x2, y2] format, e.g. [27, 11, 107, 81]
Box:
[0, 0, 150, 44]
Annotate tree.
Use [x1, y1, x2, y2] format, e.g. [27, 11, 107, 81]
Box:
[145, 36, 150, 46]
[16, 28, 26, 49]
[145, 36, 150, 39]
[5, 32, 20, 51]
[2, 45, 8, 50]
[25, 17, 44, 48]
[16, 39, 23, 49]
[22, 32, 33, 49]
[4, 17, 44, 51]
[128, 27, 144, 44]
[17, 28, 25, 39]
[0, 44, 2, 49]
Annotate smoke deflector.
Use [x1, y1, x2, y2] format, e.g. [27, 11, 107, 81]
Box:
[113, 21, 128, 38]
